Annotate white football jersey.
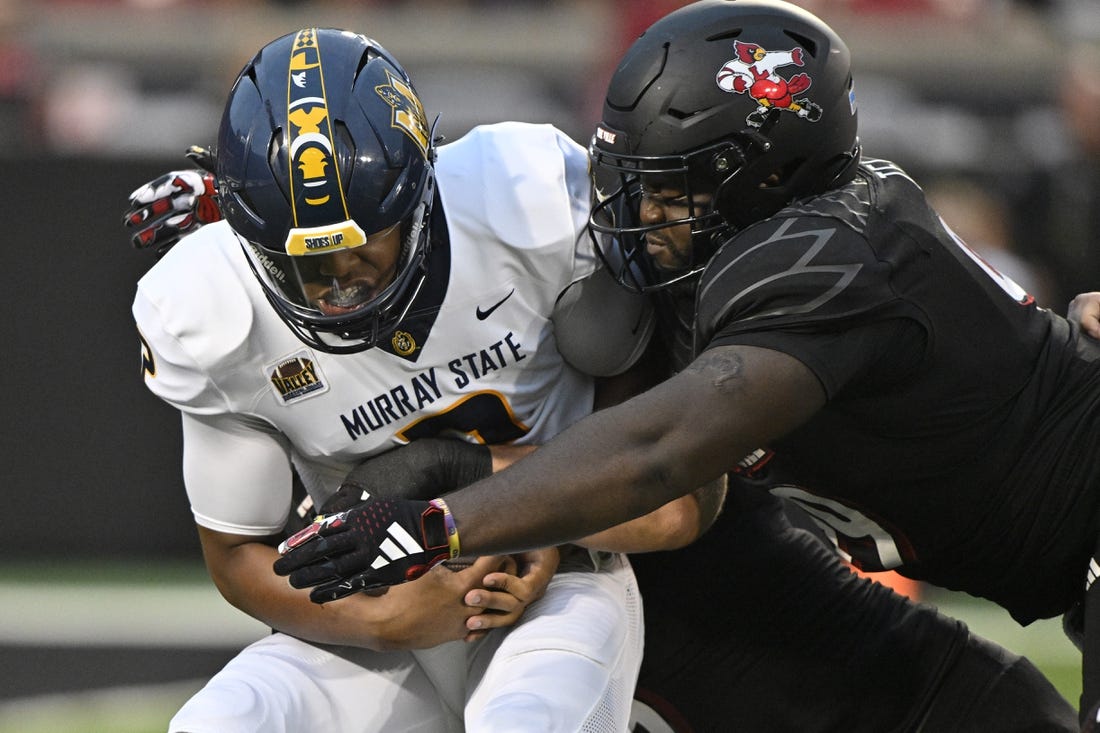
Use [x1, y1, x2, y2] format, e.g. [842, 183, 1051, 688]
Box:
[135, 123, 610, 535]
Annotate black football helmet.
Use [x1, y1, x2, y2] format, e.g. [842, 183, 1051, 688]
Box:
[217, 28, 436, 353]
[589, 0, 860, 292]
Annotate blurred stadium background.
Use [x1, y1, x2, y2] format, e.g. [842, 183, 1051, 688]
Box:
[1, 0, 1096, 728]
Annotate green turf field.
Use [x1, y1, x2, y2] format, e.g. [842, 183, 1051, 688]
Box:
[0, 563, 1081, 732]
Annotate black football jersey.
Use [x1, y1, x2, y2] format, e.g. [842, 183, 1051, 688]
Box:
[692, 158, 1100, 624]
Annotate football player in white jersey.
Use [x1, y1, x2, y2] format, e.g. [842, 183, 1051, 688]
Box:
[129, 28, 718, 733]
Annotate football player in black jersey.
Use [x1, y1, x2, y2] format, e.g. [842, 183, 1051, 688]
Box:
[274, 0, 1100, 728]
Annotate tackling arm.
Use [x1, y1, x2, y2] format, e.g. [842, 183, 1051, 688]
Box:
[446, 344, 825, 555]
[484, 343, 726, 554]
[273, 346, 800, 592]
[485, 445, 726, 554]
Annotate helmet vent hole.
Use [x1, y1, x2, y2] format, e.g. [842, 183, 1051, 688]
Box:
[267, 128, 291, 203]
[234, 187, 262, 223]
[667, 107, 699, 120]
[785, 31, 817, 56]
[353, 48, 378, 83]
[705, 29, 743, 42]
[333, 120, 355, 182]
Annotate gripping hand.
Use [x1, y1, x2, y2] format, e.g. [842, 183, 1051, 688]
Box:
[122, 146, 221, 255]
[273, 496, 460, 603]
[321, 438, 492, 514]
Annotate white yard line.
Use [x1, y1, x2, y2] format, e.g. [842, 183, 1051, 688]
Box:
[0, 579, 1079, 667]
[0, 582, 266, 647]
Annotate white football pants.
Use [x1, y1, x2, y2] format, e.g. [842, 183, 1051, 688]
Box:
[168, 552, 642, 733]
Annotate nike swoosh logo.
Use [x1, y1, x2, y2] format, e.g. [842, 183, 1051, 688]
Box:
[476, 288, 515, 320]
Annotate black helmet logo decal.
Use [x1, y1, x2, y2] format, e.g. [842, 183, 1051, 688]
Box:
[716, 40, 823, 127]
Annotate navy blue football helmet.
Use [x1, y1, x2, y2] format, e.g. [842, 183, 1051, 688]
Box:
[217, 28, 436, 353]
[589, 0, 861, 292]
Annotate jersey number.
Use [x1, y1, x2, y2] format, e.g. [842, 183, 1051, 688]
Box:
[770, 484, 905, 571]
[396, 390, 529, 444]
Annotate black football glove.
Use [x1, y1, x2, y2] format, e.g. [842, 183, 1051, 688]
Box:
[122, 145, 221, 256]
[321, 438, 492, 514]
[274, 496, 459, 603]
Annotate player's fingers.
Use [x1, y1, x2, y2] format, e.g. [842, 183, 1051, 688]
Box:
[480, 571, 522, 597]
[464, 611, 523, 633]
[465, 608, 523, 632]
[464, 587, 524, 615]
[309, 576, 362, 603]
[479, 553, 544, 603]
[274, 534, 345, 574]
[130, 227, 163, 251]
[1084, 308, 1100, 340]
[1068, 292, 1100, 339]
[277, 512, 352, 555]
[277, 521, 325, 557]
[285, 560, 341, 588]
[123, 198, 174, 229]
[463, 560, 533, 629]
[464, 629, 491, 643]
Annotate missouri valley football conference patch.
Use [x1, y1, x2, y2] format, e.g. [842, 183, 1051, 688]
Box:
[266, 350, 329, 404]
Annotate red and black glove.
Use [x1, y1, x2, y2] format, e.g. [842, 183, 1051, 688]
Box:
[122, 146, 221, 256]
[273, 496, 460, 603]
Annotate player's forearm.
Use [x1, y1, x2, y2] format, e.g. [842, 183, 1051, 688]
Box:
[205, 536, 396, 649]
[488, 443, 711, 553]
[489, 444, 537, 472]
[576, 476, 727, 553]
[574, 495, 701, 552]
[200, 528, 464, 651]
[448, 391, 705, 554]
[445, 345, 822, 555]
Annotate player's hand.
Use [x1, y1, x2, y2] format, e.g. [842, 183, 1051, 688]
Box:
[1068, 291, 1100, 340]
[463, 547, 559, 641]
[273, 496, 458, 603]
[369, 555, 519, 648]
[122, 146, 221, 255]
[322, 439, 492, 514]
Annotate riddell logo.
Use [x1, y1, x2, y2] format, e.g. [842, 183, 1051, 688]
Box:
[595, 127, 617, 144]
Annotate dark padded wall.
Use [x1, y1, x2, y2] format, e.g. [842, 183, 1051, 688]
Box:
[4, 157, 201, 560]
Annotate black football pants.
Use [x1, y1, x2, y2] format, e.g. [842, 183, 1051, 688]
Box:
[631, 487, 1078, 732]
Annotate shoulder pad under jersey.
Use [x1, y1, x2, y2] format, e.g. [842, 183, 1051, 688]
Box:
[435, 122, 590, 255]
[133, 222, 255, 413]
